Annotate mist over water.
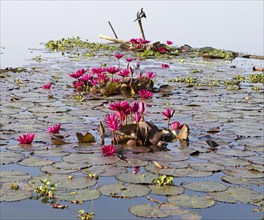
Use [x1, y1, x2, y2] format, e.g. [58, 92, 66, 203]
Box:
[1, 1, 263, 67]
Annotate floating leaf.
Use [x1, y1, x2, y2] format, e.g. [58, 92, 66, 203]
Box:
[0, 151, 24, 165]
[27, 174, 97, 191]
[223, 168, 264, 179]
[33, 149, 69, 157]
[115, 173, 159, 184]
[0, 182, 32, 202]
[209, 187, 263, 204]
[181, 181, 228, 192]
[208, 157, 250, 167]
[52, 203, 68, 209]
[98, 182, 150, 198]
[160, 167, 213, 178]
[76, 132, 96, 143]
[18, 157, 54, 167]
[189, 162, 224, 172]
[81, 165, 126, 177]
[177, 124, 189, 141]
[167, 194, 215, 209]
[51, 161, 91, 170]
[129, 204, 168, 218]
[149, 185, 184, 196]
[115, 158, 148, 167]
[221, 175, 264, 185]
[56, 188, 100, 201]
[0, 170, 32, 183]
[216, 149, 256, 157]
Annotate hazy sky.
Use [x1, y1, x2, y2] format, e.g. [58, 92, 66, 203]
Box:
[1, 1, 263, 55]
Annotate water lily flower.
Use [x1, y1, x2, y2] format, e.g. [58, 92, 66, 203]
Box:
[47, 124, 61, 133]
[101, 144, 116, 156]
[69, 69, 87, 78]
[131, 101, 139, 113]
[112, 78, 121, 82]
[96, 73, 110, 85]
[138, 89, 153, 99]
[104, 67, 120, 75]
[109, 101, 130, 114]
[41, 83, 52, 89]
[171, 121, 183, 131]
[17, 133, 35, 144]
[126, 58, 134, 63]
[162, 108, 176, 129]
[133, 166, 140, 174]
[118, 69, 130, 78]
[105, 113, 121, 131]
[73, 81, 83, 88]
[138, 101, 145, 114]
[134, 112, 141, 123]
[146, 72, 156, 79]
[90, 67, 103, 75]
[80, 74, 92, 81]
[166, 40, 173, 45]
[161, 63, 170, 69]
[115, 53, 124, 59]
[157, 47, 166, 53]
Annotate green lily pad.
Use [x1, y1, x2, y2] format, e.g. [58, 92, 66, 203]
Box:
[18, 157, 54, 167]
[221, 175, 264, 185]
[216, 149, 256, 157]
[115, 173, 159, 184]
[81, 165, 127, 177]
[115, 158, 148, 167]
[141, 152, 189, 162]
[0, 170, 32, 183]
[27, 174, 97, 191]
[189, 162, 224, 172]
[129, 204, 169, 218]
[149, 185, 184, 196]
[181, 181, 228, 192]
[160, 168, 213, 178]
[33, 149, 70, 157]
[209, 187, 263, 204]
[223, 168, 264, 179]
[0, 151, 24, 165]
[56, 188, 100, 201]
[167, 194, 215, 209]
[0, 182, 32, 202]
[244, 156, 264, 165]
[208, 157, 250, 167]
[51, 161, 91, 170]
[98, 182, 150, 198]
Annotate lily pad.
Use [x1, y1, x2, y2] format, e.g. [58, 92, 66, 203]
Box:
[167, 194, 215, 209]
[27, 174, 97, 191]
[149, 185, 184, 196]
[0, 182, 32, 202]
[98, 182, 150, 198]
[216, 149, 256, 157]
[0, 170, 32, 183]
[208, 157, 250, 167]
[189, 161, 224, 172]
[81, 165, 127, 177]
[115, 158, 148, 167]
[115, 173, 159, 184]
[223, 168, 264, 179]
[221, 175, 264, 185]
[51, 161, 91, 170]
[18, 157, 54, 167]
[129, 204, 169, 218]
[33, 149, 70, 157]
[0, 151, 24, 165]
[209, 187, 263, 204]
[181, 181, 228, 192]
[160, 168, 213, 178]
[56, 188, 100, 201]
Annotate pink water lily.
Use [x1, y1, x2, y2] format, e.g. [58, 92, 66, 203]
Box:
[105, 113, 121, 131]
[131, 101, 139, 113]
[69, 69, 87, 78]
[96, 73, 110, 85]
[41, 83, 52, 89]
[17, 133, 35, 144]
[80, 74, 92, 81]
[115, 53, 124, 59]
[112, 78, 121, 82]
[138, 101, 145, 114]
[146, 72, 156, 79]
[109, 101, 130, 115]
[161, 63, 170, 69]
[126, 58, 134, 63]
[101, 144, 116, 156]
[118, 69, 130, 78]
[138, 89, 153, 99]
[166, 40, 173, 45]
[134, 112, 141, 123]
[157, 48, 166, 53]
[73, 81, 83, 88]
[171, 121, 183, 131]
[90, 67, 103, 75]
[47, 124, 61, 133]
[162, 108, 176, 129]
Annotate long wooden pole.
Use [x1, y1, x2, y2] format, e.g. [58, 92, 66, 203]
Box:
[137, 18, 146, 40]
[108, 21, 118, 39]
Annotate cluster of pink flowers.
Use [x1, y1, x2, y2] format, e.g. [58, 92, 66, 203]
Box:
[129, 38, 150, 49]
[161, 107, 181, 130]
